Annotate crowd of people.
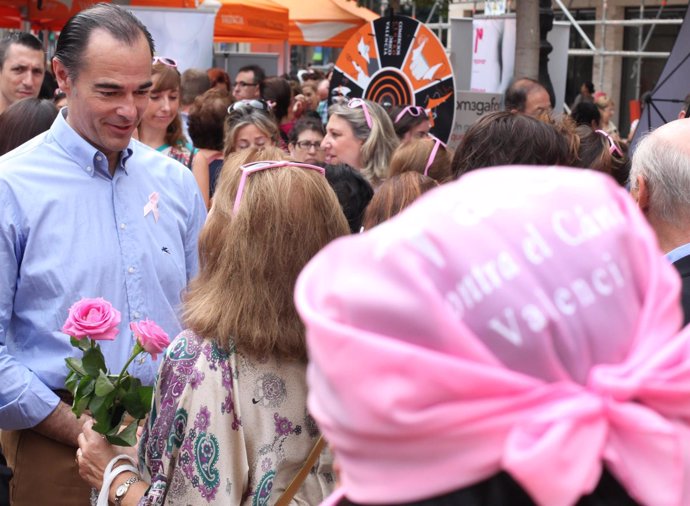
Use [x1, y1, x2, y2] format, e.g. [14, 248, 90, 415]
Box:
[2, 3, 690, 506]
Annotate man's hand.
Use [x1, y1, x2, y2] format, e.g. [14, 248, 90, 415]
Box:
[33, 401, 91, 447]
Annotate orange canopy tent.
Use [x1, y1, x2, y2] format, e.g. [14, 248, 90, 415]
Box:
[214, 0, 289, 43]
[0, 0, 198, 31]
[0, 5, 21, 29]
[271, 0, 377, 47]
[0, 0, 288, 44]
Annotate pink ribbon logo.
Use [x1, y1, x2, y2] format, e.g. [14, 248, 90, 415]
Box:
[143, 192, 159, 223]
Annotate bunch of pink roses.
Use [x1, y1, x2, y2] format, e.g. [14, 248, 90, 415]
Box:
[62, 297, 170, 446]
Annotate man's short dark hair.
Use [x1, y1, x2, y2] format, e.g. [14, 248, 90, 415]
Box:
[288, 116, 325, 144]
[325, 164, 374, 233]
[0, 32, 43, 70]
[571, 101, 600, 127]
[504, 77, 546, 112]
[237, 64, 266, 96]
[181, 69, 211, 106]
[53, 3, 154, 80]
[451, 111, 573, 177]
[583, 81, 595, 94]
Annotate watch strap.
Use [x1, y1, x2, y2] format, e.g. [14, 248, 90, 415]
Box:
[114, 474, 141, 506]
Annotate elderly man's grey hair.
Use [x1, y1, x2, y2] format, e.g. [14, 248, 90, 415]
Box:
[630, 132, 690, 227]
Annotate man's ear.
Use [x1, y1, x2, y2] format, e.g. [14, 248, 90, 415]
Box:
[636, 175, 650, 213]
[52, 58, 71, 94]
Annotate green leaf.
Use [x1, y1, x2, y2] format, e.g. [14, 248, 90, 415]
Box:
[65, 370, 78, 395]
[121, 391, 147, 420]
[92, 412, 118, 436]
[138, 386, 153, 412]
[72, 376, 95, 417]
[65, 357, 86, 376]
[106, 420, 138, 447]
[72, 385, 91, 418]
[70, 336, 91, 351]
[94, 371, 115, 397]
[82, 347, 107, 376]
[89, 390, 116, 422]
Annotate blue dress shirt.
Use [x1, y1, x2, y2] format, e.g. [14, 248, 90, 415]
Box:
[0, 110, 206, 429]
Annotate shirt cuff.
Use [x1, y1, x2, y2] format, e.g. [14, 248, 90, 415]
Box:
[0, 374, 60, 429]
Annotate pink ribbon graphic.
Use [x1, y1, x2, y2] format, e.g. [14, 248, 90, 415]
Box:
[143, 192, 159, 223]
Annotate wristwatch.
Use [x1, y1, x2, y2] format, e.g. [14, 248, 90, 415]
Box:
[114, 474, 141, 506]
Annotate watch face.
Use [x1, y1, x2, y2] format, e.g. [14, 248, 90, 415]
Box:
[116, 484, 127, 497]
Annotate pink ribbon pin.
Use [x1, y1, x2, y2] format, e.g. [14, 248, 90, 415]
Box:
[143, 192, 160, 223]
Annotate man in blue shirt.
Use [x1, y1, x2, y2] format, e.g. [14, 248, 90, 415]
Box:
[0, 5, 206, 505]
[630, 118, 690, 326]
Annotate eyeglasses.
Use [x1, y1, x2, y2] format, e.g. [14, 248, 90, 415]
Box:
[348, 98, 373, 129]
[595, 129, 623, 157]
[295, 140, 323, 151]
[152, 56, 177, 67]
[395, 105, 426, 124]
[424, 135, 446, 177]
[227, 99, 271, 115]
[234, 80, 259, 88]
[233, 161, 325, 214]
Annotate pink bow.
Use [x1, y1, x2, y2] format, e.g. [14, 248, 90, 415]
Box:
[503, 381, 683, 506]
[143, 192, 159, 223]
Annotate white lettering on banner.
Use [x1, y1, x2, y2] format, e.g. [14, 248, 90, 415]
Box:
[522, 223, 553, 265]
[489, 308, 522, 345]
[222, 15, 245, 25]
[483, 255, 626, 345]
[442, 203, 628, 345]
[445, 251, 521, 319]
[552, 204, 625, 246]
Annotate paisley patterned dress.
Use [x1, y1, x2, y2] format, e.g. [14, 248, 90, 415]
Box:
[137, 329, 335, 505]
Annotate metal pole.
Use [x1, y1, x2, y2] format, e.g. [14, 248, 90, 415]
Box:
[568, 49, 670, 57]
[552, 0, 597, 50]
[599, 0, 607, 91]
[576, 18, 680, 25]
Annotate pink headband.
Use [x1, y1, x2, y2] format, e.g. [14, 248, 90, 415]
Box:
[296, 167, 690, 505]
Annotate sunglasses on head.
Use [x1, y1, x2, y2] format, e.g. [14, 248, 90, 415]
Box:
[233, 161, 326, 214]
[227, 99, 271, 115]
[395, 105, 426, 124]
[347, 98, 373, 129]
[595, 129, 623, 158]
[424, 135, 446, 177]
[152, 56, 177, 67]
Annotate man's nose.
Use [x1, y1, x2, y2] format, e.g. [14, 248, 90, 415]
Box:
[118, 95, 138, 120]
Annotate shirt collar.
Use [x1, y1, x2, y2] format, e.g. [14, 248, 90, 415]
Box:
[666, 243, 690, 263]
[48, 108, 134, 177]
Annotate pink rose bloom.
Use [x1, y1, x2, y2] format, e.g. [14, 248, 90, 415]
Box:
[62, 298, 121, 341]
[130, 320, 170, 360]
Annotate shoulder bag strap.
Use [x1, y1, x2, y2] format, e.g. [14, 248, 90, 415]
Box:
[274, 435, 326, 506]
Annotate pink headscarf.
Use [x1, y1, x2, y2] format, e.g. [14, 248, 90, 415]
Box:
[295, 167, 690, 506]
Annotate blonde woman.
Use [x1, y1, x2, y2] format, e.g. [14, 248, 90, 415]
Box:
[594, 92, 620, 142]
[322, 98, 399, 188]
[77, 147, 348, 505]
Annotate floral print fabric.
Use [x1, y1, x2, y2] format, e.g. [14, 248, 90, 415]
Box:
[137, 329, 334, 505]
